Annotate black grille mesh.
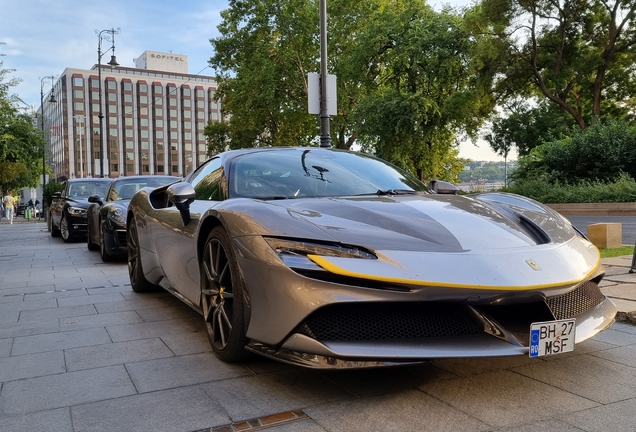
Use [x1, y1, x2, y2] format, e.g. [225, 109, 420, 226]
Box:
[116, 230, 127, 247]
[546, 281, 605, 320]
[297, 303, 482, 342]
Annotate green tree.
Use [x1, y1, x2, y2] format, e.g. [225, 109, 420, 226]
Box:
[0, 60, 47, 193]
[468, 0, 636, 130]
[484, 99, 574, 157]
[352, 1, 493, 181]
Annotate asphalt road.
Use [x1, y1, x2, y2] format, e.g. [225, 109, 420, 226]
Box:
[565, 215, 636, 246]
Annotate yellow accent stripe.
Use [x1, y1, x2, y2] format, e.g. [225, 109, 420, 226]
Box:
[306, 254, 602, 291]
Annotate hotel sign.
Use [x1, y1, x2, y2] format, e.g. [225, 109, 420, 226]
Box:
[149, 53, 186, 62]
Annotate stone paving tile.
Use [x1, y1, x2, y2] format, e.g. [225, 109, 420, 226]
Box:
[257, 419, 328, 432]
[159, 330, 212, 356]
[0, 350, 66, 382]
[126, 352, 252, 393]
[433, 354, 540, 377]
[0, 365, 137, 415]
[0, 309, 18, 324]
[105, 318, 200, 342]
[11, 327, 112, 356]
[70, 386, 230, 432]
[94, 297, 169, 314]
[0, 298, 57, 313]
[0, 338, 12, 357]
[57, 292, 127, 307]
[601, 283, 636, 299]
[317, 363, 456, 398]
[59, 310, 142, 331]
[23, 288, 87, 301]
[65, 338, 174, 371]
[0, 294, 23, 303]
[417, 370, 598, 429]
[135, 305, 199, 322]
[588, 327, 636, 346]
[305, 388, 489, 432]
[0, 317, 59, 339]
[513, 354, 636, 404]
[611, 322, 636, 335]
[202, 369, 353, 422]
[588, 345, 636, 368]
[0, 407, 73, 432]
[559, 398, 636, 432]
[19, 304, 97, 321]
[87, 285, 134, 295]
[495, 418, 586, 432]
[604, 274, 636, 283]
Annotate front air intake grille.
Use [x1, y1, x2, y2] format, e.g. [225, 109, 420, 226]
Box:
[116, 230, 127, 247]
[296, 302, 482, 342]
[546, 281, 606, 320]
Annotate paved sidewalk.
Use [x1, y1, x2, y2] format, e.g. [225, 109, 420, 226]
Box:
[1, 222, 636, 432]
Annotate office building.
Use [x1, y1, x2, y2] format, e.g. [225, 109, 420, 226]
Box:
[40, 50, 220, 180]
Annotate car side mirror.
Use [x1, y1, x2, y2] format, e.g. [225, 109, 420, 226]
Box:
[167, 182, 196, 226]
[429, 180, 459, 195]
[88, 194, 103, 206]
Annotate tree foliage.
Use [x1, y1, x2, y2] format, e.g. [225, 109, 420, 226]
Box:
[484, 98, 574, 157]
[0, 60, 47, 193]
[512, 120, 636, 184]
[207, 0, 493, 183]
[468, 0, 636, 130]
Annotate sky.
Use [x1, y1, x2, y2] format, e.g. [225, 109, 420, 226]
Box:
[0, 0, 513, 162]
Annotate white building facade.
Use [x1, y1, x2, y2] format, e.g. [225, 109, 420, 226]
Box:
[40, 51, 221, 181]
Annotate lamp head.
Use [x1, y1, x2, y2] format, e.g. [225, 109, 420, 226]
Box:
[48, 94, 56, 103]
[108, 55, 119, 68]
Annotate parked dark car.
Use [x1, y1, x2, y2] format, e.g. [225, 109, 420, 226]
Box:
[50, 178, 112, 242]
[87, 175, 180, 261]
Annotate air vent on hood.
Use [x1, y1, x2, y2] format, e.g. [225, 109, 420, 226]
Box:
[516, 213, 551, 245]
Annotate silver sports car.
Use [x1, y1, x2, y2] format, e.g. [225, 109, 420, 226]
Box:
[126, 147, 616, 368]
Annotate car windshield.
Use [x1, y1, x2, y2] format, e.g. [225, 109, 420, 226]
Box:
[68, 181, 111, 198]
[108, 176, 180, 201]
[230, 149, 431, 199]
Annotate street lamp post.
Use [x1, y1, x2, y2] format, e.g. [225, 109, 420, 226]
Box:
[319, 0, 331, 148]
[96, 27, 121, 178]
[40, 76, 56, 187]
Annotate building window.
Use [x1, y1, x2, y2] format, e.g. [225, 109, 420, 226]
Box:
[112, 164, 118, 172]
[156, 164, 164, 172]
[73, 77, 84, 86]
[127, 164, 134, 172]
[108, 81, 116, 90]
[124, 94, 133, 103]
[172, 165, 179, 173]
[183, 99, 191, 107]
[123, 82, 132, 91]
[141, 141, 149, 149]
[140, 118, 149, 127]
[74, 102, 84, 111]
[156, 131, 164, 139]
[126, 141, 134, 149]
[125, 129, 133, 138]
[126, 153, 134, 161]
[139, 95, 148, 104]
[170, 131, 177, 139]
[108, 93, 117, 101]
[140, 84, 148, 92]
[74, 90, 84, 98]
[143, 164, 150, 172]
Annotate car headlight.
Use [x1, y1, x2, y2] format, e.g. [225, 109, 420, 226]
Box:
[109, 208, 125, 224]
[264, 237, 376, 270]
[67, 207, 86, 216]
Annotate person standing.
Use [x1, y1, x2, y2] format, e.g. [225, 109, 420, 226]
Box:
[3, 191, 16, 224]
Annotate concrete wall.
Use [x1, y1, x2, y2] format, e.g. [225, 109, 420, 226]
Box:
[546, 203, 636, 216]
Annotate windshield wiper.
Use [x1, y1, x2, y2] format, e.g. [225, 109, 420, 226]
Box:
[376, 189, 417, 196]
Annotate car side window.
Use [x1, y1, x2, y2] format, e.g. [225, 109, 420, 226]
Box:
[190, 158, 224, 201]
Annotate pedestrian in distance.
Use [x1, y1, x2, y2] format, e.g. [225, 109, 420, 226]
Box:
[3, 191, 16, 224]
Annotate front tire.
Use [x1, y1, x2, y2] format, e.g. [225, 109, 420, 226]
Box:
[127, 216, 157, 292]
[201, 227, 250, 362]
[50, 213, 60, 237]
[60, 214, 72, 242]
[100, 221, 114, 262]
[87, 222, 99, 251]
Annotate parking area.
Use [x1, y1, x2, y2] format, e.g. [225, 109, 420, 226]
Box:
[1, 221, 636, 432]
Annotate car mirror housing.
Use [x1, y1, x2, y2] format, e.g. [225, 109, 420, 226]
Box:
[88, 194, 103, 206]
[167, 182, 196, 226]
[429, 180, 459, 195]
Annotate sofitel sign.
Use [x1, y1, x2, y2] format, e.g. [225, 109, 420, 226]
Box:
[149, 53, 185, 62]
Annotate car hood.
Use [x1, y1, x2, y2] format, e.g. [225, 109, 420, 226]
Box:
[220, 193, 576, 253]
[215, 193, 599, 290]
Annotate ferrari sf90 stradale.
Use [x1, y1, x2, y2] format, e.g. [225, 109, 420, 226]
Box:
[126, 147, 616, 368]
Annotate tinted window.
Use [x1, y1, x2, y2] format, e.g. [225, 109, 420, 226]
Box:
[68, 181, 111, 198]
[230, 149, 430, 199]
[107, 176, 180, 201]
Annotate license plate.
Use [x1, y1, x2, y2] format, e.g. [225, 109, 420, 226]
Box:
[529, 319, 576, 358]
